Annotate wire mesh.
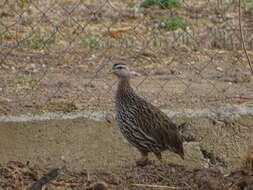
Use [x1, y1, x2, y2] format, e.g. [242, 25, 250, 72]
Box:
[1, 0, 253, 117]
[0, 0, 253, 171]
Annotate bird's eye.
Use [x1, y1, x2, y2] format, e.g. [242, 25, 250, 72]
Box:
[117, 66, 123, 70]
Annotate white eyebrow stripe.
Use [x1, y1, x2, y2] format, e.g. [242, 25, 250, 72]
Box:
[114, 64, 127, 69]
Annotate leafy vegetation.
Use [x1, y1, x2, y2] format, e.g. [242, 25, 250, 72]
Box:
[127, 1, 136, 8]
[140, 0, 157, 8]
[160, 16, 187, 31]
[0, 29, 56, 49]
[20, 31, 56, 49]
[140, 0, 181, 8]
[158, 0, 181, 9]
[242, 0, 253, 2]
[81, 36, 99, 49]
[18, 0, 29, 9]
[0, 30, 12, 44]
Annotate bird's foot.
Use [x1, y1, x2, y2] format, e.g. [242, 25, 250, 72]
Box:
[136, 158, 152, 167]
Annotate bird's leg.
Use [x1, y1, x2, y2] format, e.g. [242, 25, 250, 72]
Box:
[136, 150, 151, 167]
[154, 152, 163, 162]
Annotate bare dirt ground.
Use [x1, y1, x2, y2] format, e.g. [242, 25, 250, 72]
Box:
[0, 115, 253, 190]
[1, 0, 253, 189]
[1, 0, 253, 116]
[0, 50, 253, 116]
[1, 160, 253, 190]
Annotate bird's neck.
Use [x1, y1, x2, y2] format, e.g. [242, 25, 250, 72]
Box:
[117, 78, 132, 94]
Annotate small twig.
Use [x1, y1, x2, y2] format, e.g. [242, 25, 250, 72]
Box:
[132, 184, 182, 189]
[86, 171, 91, 188]
[29, 168, 59, 190]
[238, 0, 253, 74]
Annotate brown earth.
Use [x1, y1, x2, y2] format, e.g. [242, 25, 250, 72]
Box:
[1, 0, 253, 116]
[1, 160, 253, 190]
[0, 115, 253, 190]
[1, 0, 253, 189]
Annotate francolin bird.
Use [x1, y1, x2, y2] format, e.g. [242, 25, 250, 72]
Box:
[111, 63, 184, 166]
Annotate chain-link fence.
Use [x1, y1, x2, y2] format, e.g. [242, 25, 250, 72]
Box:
[0, 0, 253, 118]
[0, 0, 253, 179]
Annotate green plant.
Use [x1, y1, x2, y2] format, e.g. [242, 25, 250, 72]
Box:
[127, 1, 136, 8]
[158, 0, 181, 9]
[18, 0, 29, 9]
[0, 29, 15, 45]
[140, 0, 181, 8]
[140, 0, 157, 8]
[81, 36, 99, 49]
[20, 31, 56, 49]
[160, 16, 187, 31]
[242, 0, 253, 2]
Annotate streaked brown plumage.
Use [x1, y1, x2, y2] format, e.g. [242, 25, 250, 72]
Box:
[112, 63, 184, 166]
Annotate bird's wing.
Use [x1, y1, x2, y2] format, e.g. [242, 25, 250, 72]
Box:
[134, 97, 184, 154]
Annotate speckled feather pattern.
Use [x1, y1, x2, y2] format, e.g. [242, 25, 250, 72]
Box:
[115, 79, 184, 158]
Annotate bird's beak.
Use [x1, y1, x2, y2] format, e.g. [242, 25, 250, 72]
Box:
[108, 70, 116, 75]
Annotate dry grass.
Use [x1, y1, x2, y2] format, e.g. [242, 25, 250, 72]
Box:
[1, 1, 253, 189]
[242, 145, 253, 172]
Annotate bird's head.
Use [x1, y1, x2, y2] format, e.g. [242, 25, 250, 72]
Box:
[111, 63, 131, 79]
